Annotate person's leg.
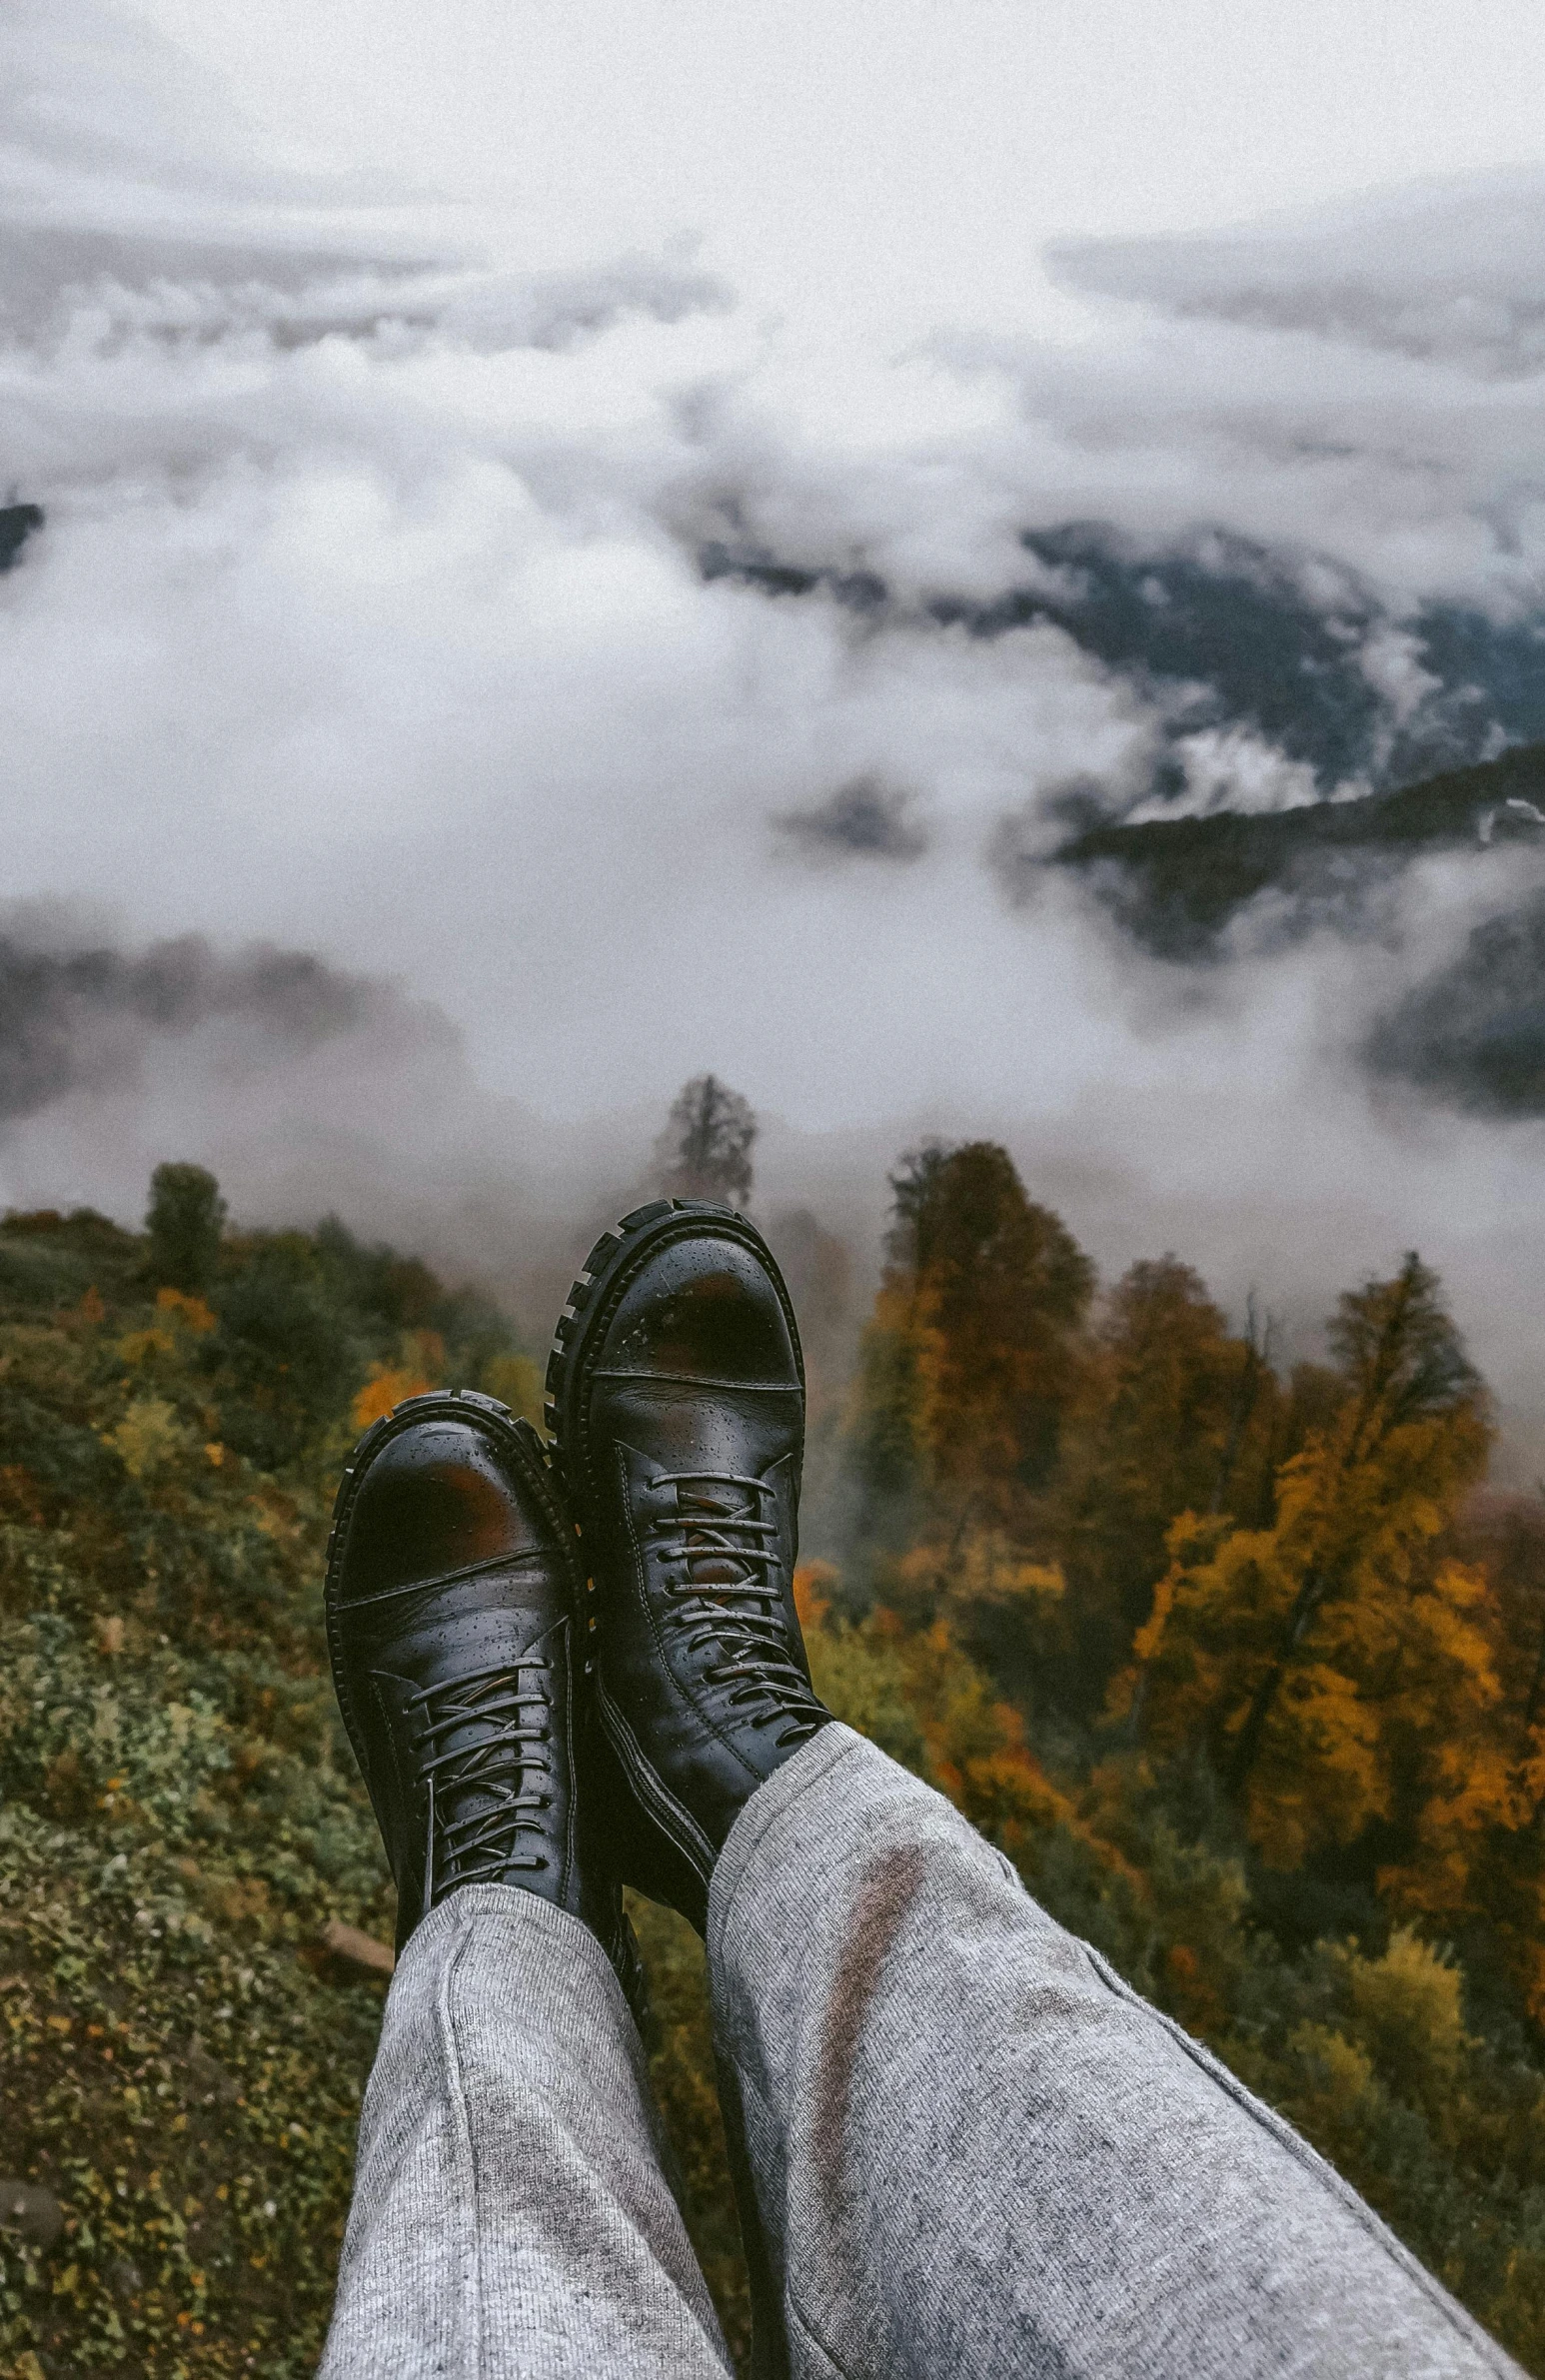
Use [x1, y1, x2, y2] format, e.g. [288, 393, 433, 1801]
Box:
[708, 1722, 1520, 2380]
[549, 1205, 1519, 2379]
[321, 1882, 730, 2380]
[320, 1390, 731, 2379]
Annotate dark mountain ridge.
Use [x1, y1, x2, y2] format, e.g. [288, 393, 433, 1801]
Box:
[703, 521, 1545, 800]
[1052, 738, 1545, 959]
[1052, 739, 1545, 1115]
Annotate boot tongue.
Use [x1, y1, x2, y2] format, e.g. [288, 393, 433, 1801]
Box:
[678, 1479, 757, 1590]
[424, 1666, 547, 1867]
[673, 1481, 779, 1678]
[681, 1478, 775, 1594]
[371, 1602, 556, 1890]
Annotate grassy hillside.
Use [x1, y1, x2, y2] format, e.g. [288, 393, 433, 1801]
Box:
[0, 1199, 752, 2378]
[2, 1190, 1544, 2376]
[0, 1207, 502, 2374]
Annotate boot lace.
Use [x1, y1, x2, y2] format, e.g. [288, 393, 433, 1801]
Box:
[405, 1656, 555, 1913]
[651, 1472, 825, 1749]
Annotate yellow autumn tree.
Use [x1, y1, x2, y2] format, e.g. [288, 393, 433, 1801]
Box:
[1436, 1496, 1545, 2015]
[1129, 1254, 1506, 1874]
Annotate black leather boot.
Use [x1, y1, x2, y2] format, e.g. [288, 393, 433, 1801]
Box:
[546, 1202, 830, 1931]
[325, 1389, 644, 2011]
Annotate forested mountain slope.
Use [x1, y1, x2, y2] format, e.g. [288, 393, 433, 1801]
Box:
[1053, 735, 1545, 960]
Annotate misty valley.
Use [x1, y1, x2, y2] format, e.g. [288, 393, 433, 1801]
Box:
[6, 11, 1545, 2371]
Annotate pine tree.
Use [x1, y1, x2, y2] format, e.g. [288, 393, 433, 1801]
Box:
[145, 1161, 227, 1293]
[656, 1075, 757, 1205]
[1054, 1260, 1279, 1712]
[904, 1141, 1094, 1500]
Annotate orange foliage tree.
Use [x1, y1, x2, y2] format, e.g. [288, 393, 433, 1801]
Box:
[1126, 1255, 1524, 1892]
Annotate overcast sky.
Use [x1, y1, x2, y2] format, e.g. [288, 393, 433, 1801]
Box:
[126, 0, 1545, 338]
[4, 0, 1545, 1448]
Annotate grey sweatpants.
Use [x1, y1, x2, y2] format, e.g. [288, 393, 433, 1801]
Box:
[319, 1725, 1519, 2380]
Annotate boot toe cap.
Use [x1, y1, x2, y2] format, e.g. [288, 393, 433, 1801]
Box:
[601, 1234, 799, 1386]
[334, 1415, 546, 1601]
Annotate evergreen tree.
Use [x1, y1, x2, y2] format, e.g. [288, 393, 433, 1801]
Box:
[145, 1160, 226, 1292]
[842, 1144, 1093, 1671]
[904, 1141, 1094, 1500]
[657, 1075, 757, 1205]
[1055, 1260, 1277, 1711]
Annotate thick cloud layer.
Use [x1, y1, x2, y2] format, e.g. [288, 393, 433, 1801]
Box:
[1048, 171, 1545, 377]
[0, 926, 386, 1121]
[1, 2, 1544, 1466]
